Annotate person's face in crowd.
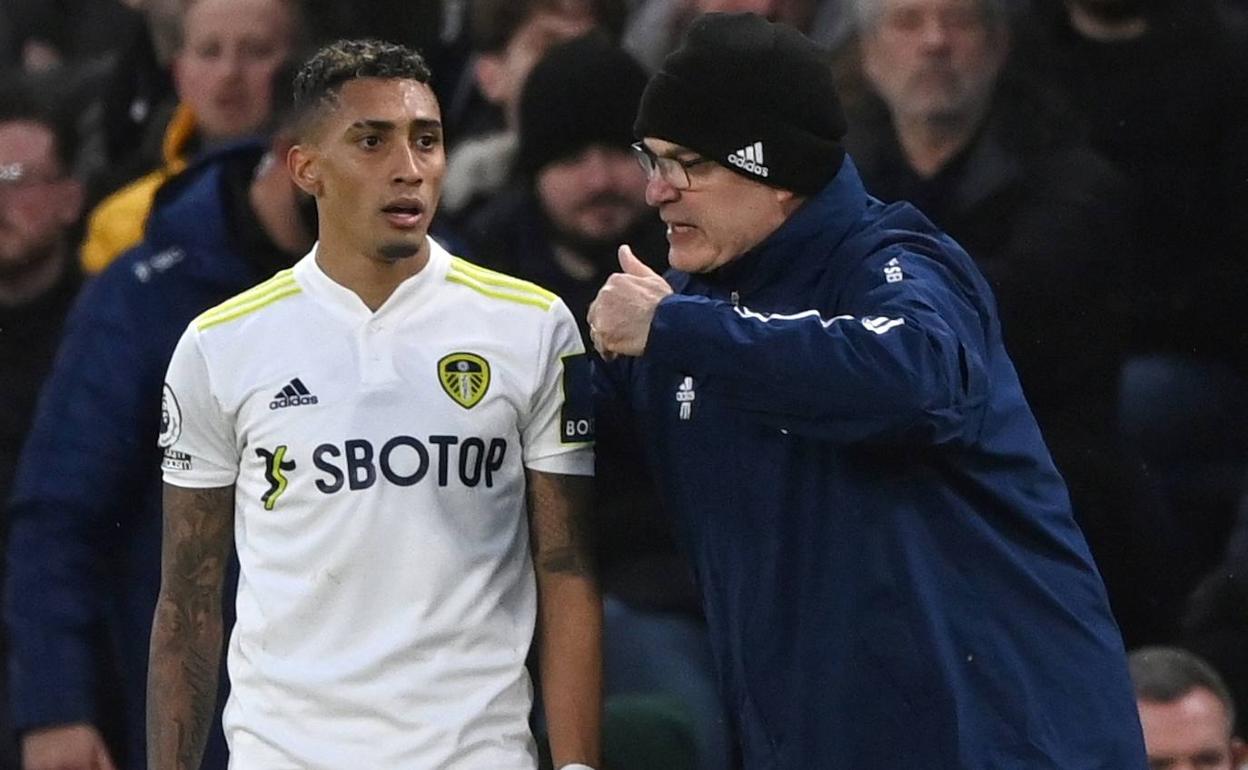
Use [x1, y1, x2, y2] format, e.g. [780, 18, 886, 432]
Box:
[640, 138, 796, 274]
[475, 3, 597, 124]
[860, 0, 1007, 126]
[537, 145, 648, 249]
[174, 0, 295, 142]
[289, 77, 446, 266]
[0, 121, 82, 279]
[1137, 688, 1247, 770]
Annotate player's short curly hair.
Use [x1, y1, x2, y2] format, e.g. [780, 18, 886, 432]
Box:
[292, 39, 432, 136]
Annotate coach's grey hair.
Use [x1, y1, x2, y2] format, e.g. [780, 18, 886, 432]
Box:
[851, 0, 1009, 34]
[1129, 647, 1238, 732]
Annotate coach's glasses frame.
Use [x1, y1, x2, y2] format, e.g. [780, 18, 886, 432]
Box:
[631, 141, 714, 190]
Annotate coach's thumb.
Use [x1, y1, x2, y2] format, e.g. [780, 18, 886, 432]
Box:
[619, 244, 657, 277]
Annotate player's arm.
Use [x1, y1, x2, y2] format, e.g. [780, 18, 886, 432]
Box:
[527, 469, 602, 769]
[146, 483, 235, 770]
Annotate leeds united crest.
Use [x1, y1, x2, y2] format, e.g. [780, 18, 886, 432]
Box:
[438, 352, 490, 409]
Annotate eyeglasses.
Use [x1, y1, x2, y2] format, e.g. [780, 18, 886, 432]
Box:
[0, 162, 62, 193]
[631, 142, 714, 191]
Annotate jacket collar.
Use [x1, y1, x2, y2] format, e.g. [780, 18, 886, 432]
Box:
[162, 102, 198, 173]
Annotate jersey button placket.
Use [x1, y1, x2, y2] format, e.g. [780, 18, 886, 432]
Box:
[359, 318, 397, 385]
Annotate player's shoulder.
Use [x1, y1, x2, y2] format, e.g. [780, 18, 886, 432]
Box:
[191, 267, 303, 336]
[442, 255, 562, 315]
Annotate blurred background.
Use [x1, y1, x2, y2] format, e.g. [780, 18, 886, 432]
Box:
[1, 1, 1246, 768]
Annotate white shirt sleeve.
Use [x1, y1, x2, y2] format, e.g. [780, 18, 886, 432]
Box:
[160, 326, 239, 487]
[521, 299, 594, 476]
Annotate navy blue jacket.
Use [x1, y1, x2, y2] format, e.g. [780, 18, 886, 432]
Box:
[4, 144, 276, 770]
[596, 159, 1147, 767]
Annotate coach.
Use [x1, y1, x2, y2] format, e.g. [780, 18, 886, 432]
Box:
[588, 12, 1147, 768]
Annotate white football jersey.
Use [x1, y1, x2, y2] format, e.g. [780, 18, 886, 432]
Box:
[160, 240, 594, 769]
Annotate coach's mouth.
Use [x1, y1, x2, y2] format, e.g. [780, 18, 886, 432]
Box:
[665, 220, 698, 240]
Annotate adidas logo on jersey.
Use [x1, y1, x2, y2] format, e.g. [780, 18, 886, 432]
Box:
[727, 141, 769, 178]
[270, 378, 319, 410]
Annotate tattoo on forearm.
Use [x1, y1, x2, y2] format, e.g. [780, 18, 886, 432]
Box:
[148, 484, 234, 770]
[527, 472, 595, 577]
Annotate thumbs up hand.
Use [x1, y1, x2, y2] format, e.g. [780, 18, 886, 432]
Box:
[617, 242, 659, 278]
[587, 245, 672, 358]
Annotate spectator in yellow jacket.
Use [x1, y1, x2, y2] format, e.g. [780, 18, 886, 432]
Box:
[80, 0, 299, 274]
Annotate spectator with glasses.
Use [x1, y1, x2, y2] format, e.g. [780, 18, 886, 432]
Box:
[0, 75, 84, 770]
[0, 75, 83, 520]
[589, 12, 1147, 767]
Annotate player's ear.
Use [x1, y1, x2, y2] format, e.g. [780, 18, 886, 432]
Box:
[773, 186, 804, 217]
[287, 143, 322, 197]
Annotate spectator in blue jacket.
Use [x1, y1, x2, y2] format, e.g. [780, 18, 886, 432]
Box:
[588, 12, 1148, 767]
[0, 74, 84, 770]
[4, 125, 315, 770]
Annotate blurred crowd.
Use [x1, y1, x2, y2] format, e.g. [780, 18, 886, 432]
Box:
[0, 0, 1246, 768]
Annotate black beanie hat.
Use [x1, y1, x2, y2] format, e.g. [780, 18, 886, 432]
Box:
[516, 34, 649, 178]
[634, 12, 847, 195]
